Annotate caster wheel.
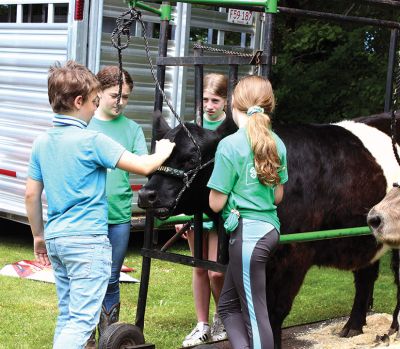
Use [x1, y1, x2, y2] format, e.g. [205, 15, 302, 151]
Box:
[98, 322, 145, 349]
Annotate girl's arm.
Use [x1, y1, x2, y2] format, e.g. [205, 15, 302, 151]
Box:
[274, 184, 284, 205]
[209, 189, 228, 213]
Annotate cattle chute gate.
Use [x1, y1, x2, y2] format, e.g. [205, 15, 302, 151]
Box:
[101, 1, 400, 348]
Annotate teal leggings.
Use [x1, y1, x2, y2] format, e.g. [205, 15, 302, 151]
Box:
[218, 218, 278, 349]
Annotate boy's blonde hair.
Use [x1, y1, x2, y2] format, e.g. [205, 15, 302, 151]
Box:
[232, 75, 281, 186]
[48, 60, 100, 114]
[204, 73, 228, 100]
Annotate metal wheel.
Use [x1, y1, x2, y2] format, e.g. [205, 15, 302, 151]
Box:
[98, 322, 145, 349]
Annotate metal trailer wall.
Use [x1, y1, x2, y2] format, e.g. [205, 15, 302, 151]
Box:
[0, 1, 70, 224]
[0, 0, 259, 224]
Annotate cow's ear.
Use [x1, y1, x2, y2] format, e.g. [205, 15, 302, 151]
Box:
[152, 110, 171, 140]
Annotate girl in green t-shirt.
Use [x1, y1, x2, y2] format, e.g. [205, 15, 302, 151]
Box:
[87, 66, 148, 347]
[178, 73, 228, 347]
[208, 75, 288, 349]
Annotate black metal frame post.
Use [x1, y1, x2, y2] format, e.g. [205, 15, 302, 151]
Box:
[262, 12, 275, 78]
[135, 11, 170, 332]
[385, 29, 399, 112]
[193, 46, 205, 260]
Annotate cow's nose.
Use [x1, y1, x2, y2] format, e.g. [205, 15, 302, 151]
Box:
[138, 189, 158, 208]
[367, 212, 382, 230]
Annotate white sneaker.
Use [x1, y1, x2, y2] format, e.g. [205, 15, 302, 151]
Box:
[210, 313, 227, 342]
[182, 322, 210, 347]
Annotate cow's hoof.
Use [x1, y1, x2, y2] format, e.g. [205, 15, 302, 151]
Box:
[346, 329, 363, 337]
[388, 327, 397, 336]
[339, 327, 363, 338]
[375, 334, 390, 344]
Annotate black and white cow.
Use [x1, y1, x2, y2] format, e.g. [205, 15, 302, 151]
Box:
[138, 112, 400, 348]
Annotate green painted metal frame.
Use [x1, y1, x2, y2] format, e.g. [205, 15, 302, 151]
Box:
[155, 214, 372, 244]
[127, 0, 279, 15]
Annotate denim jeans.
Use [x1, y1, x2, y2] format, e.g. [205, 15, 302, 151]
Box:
[46, 234, 112, 349]
[103, 222, 131, 311]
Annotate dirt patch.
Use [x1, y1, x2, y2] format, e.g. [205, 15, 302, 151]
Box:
[191, 313, 400, 349]
[282, 313, 400, 349]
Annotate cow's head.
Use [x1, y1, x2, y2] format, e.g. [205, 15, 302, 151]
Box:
[367, 185, 400, 247]
[138, 112, 236, 219]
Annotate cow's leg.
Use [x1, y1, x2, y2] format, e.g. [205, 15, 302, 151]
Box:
[389, 250, 399, 335]
[339, 261, 379, 337]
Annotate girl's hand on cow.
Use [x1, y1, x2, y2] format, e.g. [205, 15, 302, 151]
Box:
[155, 139, 175, 159]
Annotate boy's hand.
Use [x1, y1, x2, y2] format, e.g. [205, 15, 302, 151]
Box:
[33, 236, 50, 266]
[155, 139, 175, 158]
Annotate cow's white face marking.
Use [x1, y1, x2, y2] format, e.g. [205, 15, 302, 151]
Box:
[335, 120, 400, 193]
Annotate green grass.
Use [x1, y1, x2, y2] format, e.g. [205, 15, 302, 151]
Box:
[0, 219, 397, 348]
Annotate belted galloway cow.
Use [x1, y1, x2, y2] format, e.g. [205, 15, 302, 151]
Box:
[138, 112, 400, 349]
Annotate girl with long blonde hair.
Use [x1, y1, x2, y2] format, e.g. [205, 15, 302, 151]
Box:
[208, 75, 288, 348]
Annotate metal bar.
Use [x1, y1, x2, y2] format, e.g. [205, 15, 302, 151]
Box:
[217, 216, 229, 265]
[261, 12, 275, 78]
[160, 221, 192, 252]
[227, 64, 238, 116]
[156, 0, 269, 8]
[135, 6, 170, 332]
[153, 9, 170, 114]
[279, 226, 371, 244]
[360, 0, 400, 7]
[193, 212, 204, 260]
[135, 210, 154, 331]
[278, 7, 400, 29]
[194, 46, 204, 127]
[157, 56, 268, 66]
[154, 214, 210, 228]
[131, 1, 162, 16]
[142, 248, 227, 272]
[385, 29, 399, 113]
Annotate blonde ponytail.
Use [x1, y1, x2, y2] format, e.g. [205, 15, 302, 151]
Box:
[247, 113, 281, 186]
[232, 75, 281, 186]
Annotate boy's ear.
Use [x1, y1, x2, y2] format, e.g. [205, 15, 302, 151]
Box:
[74, 95, 83, 110]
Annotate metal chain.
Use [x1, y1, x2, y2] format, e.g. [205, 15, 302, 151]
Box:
[111, 8, 140, 113]
[391, 47, 400, 167]
[193, 42, 261, 73]
[193, 42, 254, 58]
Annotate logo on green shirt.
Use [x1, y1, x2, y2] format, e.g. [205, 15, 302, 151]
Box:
[246, 163, 258, 185]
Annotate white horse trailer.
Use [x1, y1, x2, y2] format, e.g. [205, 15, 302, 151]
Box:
[0, 0, 261, 225]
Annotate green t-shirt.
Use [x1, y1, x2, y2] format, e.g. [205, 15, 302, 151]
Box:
[201, 115, 224, 230]
[202, 116, 224, 131]
[207, 127, 288, 232]
[88, 114, 148, 224]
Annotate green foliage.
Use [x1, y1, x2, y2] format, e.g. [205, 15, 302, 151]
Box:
[272, 19, 389, 124]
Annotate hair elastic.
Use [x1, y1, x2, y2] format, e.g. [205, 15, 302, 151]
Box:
[247, 106, 264, 116]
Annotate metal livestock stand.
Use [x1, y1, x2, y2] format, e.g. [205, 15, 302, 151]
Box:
[99, 1, 400, 348]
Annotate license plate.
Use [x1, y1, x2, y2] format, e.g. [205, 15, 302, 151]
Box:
[227, 8, 254, 25]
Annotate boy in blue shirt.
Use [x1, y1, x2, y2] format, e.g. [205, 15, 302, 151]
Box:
[25, 61, 174, 349]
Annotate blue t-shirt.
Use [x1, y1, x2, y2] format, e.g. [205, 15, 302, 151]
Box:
[28, 115, 125, 240]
